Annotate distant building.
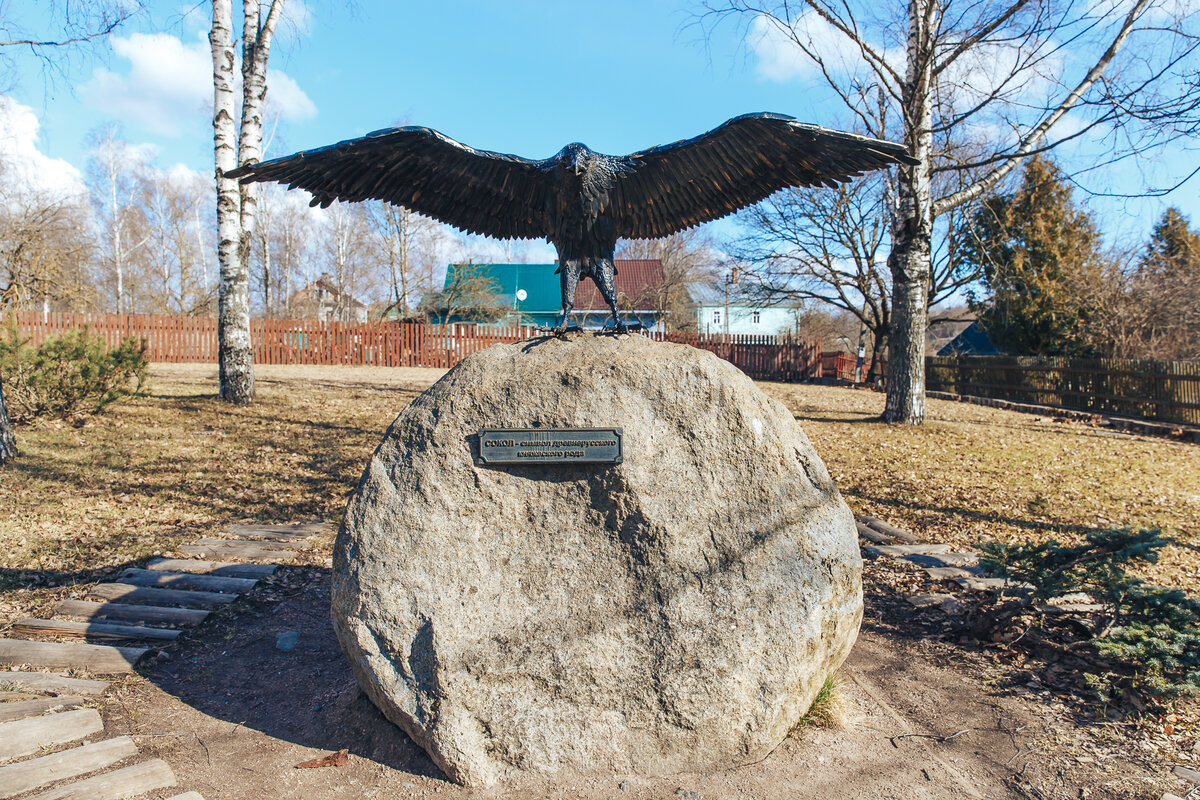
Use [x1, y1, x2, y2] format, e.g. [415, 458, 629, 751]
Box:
[290, 273, 368, 323]
[926, 315, 975, 354]
[936, 321, 999, 356]
[688, 282, 804, 336]
[434, 260, 668, 330]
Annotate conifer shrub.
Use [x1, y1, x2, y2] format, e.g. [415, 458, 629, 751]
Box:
[0, 322, 148, 424]
[978, 528, 1200, 701]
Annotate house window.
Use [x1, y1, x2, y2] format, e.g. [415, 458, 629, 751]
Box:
[752, 310, 761, 326]
[712, 309, 722, 326]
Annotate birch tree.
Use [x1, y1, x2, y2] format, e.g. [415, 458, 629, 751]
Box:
[87, 126, 149, 313]
[141, 170, 215, 315]
[728, 168, 976, 380]
[363, 202, 441, 318]
[210, 0, 285, 404]
[700, 0, 1200, 423]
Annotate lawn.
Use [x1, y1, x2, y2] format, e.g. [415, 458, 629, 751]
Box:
[764, 382, 1200, 588]
[1, 362, 1196, 610]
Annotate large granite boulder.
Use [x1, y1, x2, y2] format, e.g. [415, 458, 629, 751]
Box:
[332, 333, 862, 787]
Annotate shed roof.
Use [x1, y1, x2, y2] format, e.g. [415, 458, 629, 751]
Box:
[937, 321, 1000, 356]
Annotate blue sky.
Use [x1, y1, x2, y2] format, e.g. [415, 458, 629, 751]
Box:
[4, 0, 1197, 252]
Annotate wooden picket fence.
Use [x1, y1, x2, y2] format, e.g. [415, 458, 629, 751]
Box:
[4, 311, 827, 381]
[926, 355, 1200, 426]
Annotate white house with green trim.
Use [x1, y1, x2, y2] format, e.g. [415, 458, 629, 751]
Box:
[689, 283, 804, 336]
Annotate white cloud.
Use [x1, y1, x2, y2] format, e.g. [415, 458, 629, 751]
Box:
[82, 32, 316, 136]
[267, 69, 317, 122]
[938, 39, 1065, 118]
[277, 0, 313, 43]
[0, 96, 87, 201]
[83, 32, 212, 135]
[161, 161, 208, 187]
[747, 13, 900, 82]
[442, 232, 556, 265]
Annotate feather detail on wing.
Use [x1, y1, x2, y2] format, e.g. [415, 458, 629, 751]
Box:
[226, 126, 552, 240]
[610, 112, 917, 240]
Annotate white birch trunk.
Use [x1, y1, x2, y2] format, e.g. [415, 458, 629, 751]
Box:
[211, 0, 253, 403]
[883, 0, 935, 424]
[108, 162, 124, 314]
[282, 219, 294, 315]
[238, 0, 263, 318]
[398, 207, 410, 312]
[258, 185, 272, 315]
[237, 0, 284, 271]
[334, 204, 350, 321]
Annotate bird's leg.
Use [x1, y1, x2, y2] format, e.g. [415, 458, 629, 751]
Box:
[553, 260, 581, 334]
[552, 302, 574, 335]
[594, 257, 627, 333]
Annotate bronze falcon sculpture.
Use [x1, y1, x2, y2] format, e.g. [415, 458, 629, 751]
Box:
[228, 113, 916, 333]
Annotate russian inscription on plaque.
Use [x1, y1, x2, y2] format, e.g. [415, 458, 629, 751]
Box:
[478, 428, 622, 465]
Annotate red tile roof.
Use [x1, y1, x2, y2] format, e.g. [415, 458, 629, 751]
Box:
[572, 259, 665, 310]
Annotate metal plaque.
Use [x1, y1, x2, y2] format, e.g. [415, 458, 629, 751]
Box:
[478, 427, 623, 465]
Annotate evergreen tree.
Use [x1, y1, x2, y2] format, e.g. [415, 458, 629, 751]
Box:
[960, 157, 1104, 356]
[1139, 207, 1200, 279]
[1130, 208, 1200, 360]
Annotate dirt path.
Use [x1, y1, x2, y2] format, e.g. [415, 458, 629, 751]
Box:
[94, 567, 1137, 800]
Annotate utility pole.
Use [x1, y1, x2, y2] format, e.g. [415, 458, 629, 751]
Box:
[723, 267, 738, 340]
[854, 320, 867, 384]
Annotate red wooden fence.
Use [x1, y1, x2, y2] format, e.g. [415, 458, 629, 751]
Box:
[5, 311, 828, 381]
[820, 351, 856, 382]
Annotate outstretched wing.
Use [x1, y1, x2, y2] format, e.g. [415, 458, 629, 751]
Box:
[610, 113, 916, 240]
[226, 126, 552, 240]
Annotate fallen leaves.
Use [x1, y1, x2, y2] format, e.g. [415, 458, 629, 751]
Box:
[295, 749, 348, 769]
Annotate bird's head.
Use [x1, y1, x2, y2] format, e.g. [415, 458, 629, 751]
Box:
[556, 142, 592, 176]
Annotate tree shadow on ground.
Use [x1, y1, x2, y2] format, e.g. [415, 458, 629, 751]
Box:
[0, 560, 145, 593]
[846, 490, 1102, 537]
[792, 413, 883, 425]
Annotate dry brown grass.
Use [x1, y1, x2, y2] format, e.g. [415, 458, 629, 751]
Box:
[0, 364, 440, 591]
[760, 382, 1200, 588]
[793, 675, 852, 731]
[1, 363, 1195, 601]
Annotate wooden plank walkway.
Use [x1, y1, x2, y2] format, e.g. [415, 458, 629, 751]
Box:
[863, 544, 953, 557]
[13, 618, 181, 643]
[24, 758, 175, 800]
[0, 708, 104, 761]
[178, 541, 298, 561]
[86, 583, 239, 608]
[57, 600, 210, 628]
[0, 736, 137, 799]
[223, 522, 331, 541]
[858, 515, 922, 544]
[0, 672, 108, 695]
[146, 558, 275, 578]
[194, 536, 303, 552]
[0, 523, 332, 798]
[0, 640, 147, 674]
[117, 568, 259, 593]
[0, 696, 84, 723]
[0, 675, 188, 799]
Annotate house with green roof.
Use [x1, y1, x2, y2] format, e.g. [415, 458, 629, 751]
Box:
[431, 260, 668, 330]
